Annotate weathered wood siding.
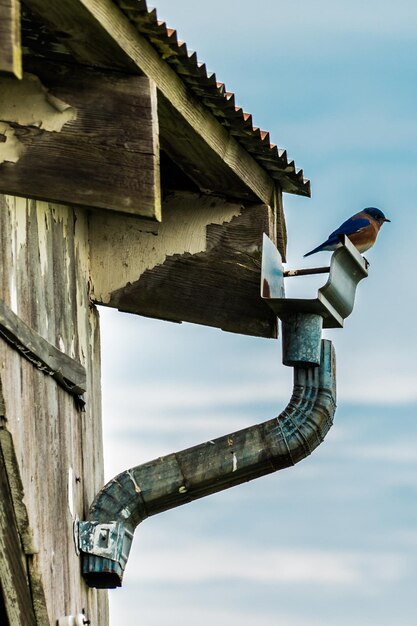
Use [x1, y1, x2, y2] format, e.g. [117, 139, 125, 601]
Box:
[0, 195, 107, 625]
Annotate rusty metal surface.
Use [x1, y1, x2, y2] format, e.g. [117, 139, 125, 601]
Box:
[80, 340, 336, 588]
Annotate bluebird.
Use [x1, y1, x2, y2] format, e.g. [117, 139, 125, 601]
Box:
[304, 207, 390, 257]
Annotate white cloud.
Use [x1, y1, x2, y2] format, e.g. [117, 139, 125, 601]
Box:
[108, 602, 324, 626]
[105, 378, 290, 414]
[124, 538, 406, 587]
[346, 443, 417, 464]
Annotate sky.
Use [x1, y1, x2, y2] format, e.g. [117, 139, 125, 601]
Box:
[99, 2, 417, 624]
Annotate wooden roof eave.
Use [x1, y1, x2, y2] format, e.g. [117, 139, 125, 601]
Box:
[22, 0, 306, 204]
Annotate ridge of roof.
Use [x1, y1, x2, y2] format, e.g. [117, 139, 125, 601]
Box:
[114, 0, 310, 197]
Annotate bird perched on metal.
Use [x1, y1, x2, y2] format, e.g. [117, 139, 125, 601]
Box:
[304, 207, 390, 257]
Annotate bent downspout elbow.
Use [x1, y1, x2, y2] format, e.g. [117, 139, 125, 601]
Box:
[80, 339, 336, 589]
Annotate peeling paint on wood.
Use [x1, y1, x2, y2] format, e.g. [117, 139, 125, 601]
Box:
[0, 122, 24, 164]
[0, 59, 160, 219]
[90, 191, 278, 338]
[0, 73, 77, 131]
[89, 192, 244, 303]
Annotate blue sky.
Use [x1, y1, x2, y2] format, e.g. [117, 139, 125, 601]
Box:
[99, 2, 417, 624]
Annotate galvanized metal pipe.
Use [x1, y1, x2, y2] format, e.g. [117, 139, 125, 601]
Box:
[281, 312, 323, 367]
[80, 339, 336, 589]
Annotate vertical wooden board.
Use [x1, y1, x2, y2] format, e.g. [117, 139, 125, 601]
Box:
[0, 0, 21, 78]
[0, 59, 160, 219]
[0, 195, 108, 625]
[274, 183, 287, 261]
[0, 445, 37, 626]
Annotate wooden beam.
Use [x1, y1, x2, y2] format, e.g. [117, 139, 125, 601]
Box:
[0, 0, 21, 78]
[0, 298, 86, 395]
[0, 59, 161, 219]
[23, 0, 275, 204]
[90, 192, 278, 338]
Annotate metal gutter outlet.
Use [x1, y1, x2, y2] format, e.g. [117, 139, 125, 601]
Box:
[261, 234, 368, 366]
[78, 235, 367, 589]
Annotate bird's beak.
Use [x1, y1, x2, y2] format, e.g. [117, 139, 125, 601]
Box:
[384, 218, 391, 222]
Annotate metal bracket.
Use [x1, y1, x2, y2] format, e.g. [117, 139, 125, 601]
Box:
[261, 234, 368, 366]
[77, 520, 134, 588]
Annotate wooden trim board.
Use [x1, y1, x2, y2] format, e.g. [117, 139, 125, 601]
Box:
[0, 298, 86, 395]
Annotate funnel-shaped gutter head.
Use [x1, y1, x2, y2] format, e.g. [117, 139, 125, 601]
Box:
[79, 340, 336, 588]
[261, 234, 368, 366]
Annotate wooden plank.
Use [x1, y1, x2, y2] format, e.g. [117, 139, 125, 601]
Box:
[0, 59, 161, 219]
[90, 192, 278, 338]
[0, 445, 37, 626]
[0, 378, 49, 624]
[0, 0, 22, 78]
[22, 0, 275, 204]
[0, 298, 86, 395]
[0, 426, 37, 556]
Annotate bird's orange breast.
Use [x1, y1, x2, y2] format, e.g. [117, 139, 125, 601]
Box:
[347, 222, 379, 253]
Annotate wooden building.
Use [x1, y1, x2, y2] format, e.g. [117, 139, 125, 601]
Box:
[0, 1, 310, 623]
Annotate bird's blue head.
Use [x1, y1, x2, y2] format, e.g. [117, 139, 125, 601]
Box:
[363, 207, 391, 223]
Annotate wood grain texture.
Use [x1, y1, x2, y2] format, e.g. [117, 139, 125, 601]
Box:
[22, 0, 275, 204]
[0, 59, 160, 219]
[158, 93, 267, 202]
[0, 0, 22, 78]
[274, 184, 287, 261]
[90, 192, 278, 338]
[0, 298, 86, 394]
[0, 194, 108, 625]
[0, 433, 37, 626]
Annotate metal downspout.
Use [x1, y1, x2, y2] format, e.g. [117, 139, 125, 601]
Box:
[79, 236, 367, 589]
[80, 339, 336, 589]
